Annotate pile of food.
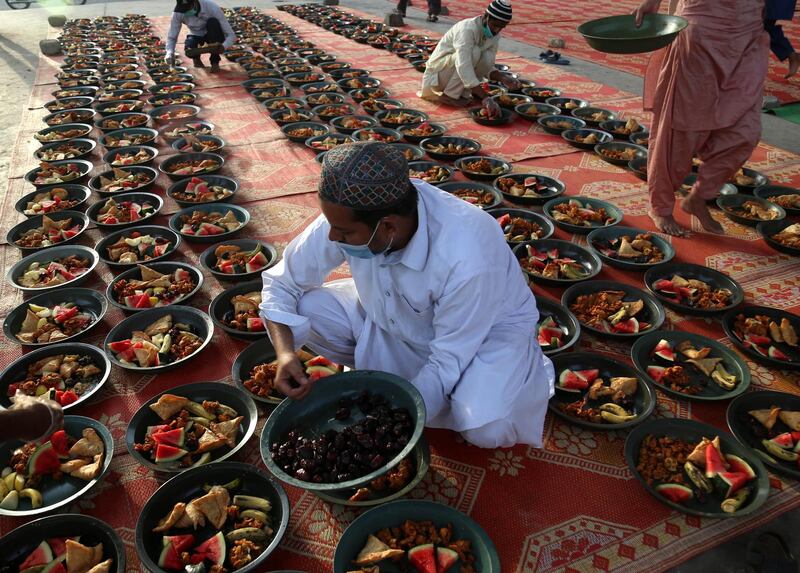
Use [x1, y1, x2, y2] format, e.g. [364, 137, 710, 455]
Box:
[105, 231, 172, 264]
[409, 165, 449, 183]
[1, 427, 105, 511]
[102, 101, 144, 114]
[423, 141, 477, 156]
[176, 135, 222, 153]
[651, 275, 733, 310]
[732, 313, 797, 362]
[362, 99, 399, 113]
[610, 118, 642, 136]
[550, 199, 616, 228]
[495, 175, 559, 199]
[99, 114, 146, 130]
[495, 213, 545, 241]
[96, 197, 157, 225]
[569, 291, 650, 334]
[221, 290, 264, 332]
[14, 301, 94, 344]
[350, 523, 475, 573]
[173, 177, 234, 203]
[543, 118, 575, 130]
[108, 314, 204, 367]
[572, 132, 600, 145]
[746, 406, 800, 467]
[731, 169, 756, 186]
[242, 352, 340, 398]
[460, 158, 505, 176]
[37, 142, 88, 162]
[495, 94, 528, 107]
[355, 129, 398, 142]
[164, 123, 213, 138]
[537, 315, 567, 351]
[109, 147, 152, 166]
[597, 146, 639, 161]
[152, 482, 275, 571]
[645, 339, 739, 394]
[723, 200, 780, 221]
[104, 132, 154, 147]
[13, 537, 112, 573]
[6, 353, 103, 406]
[35, 128, 89, 143]
[134, 393, 243, 467]
[23, 188, 82, 216]
[97, 168, 152, 193]
[178, 210, 242, 237]
[381, 111, 423, 125]
[764, 193, 800, 211]
[212, 244, 269, 275]
[112, 265, 196, 309]
[308, 136, 350, 151]
[519, 245, 588, 280]
[269, 391, 414, 483]
[768, 223, 800, 249]
[16, 255, 92, 289]
[286, 125, 326, 139]
[32, 162, 83, 185]
[556, 368, 639, 425]
[315, 104, 351, 117]
[636, 434, 757, 513]
[591, 232, 665, 264]
[399, 122, 439, 138]
[46, 111, 93, 125]
[449, 187, 495, 207]
[14, 216, 83, 249]
[164, 158, 220, 176]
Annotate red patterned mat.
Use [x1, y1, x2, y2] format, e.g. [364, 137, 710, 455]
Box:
[2, 10, 800, 573]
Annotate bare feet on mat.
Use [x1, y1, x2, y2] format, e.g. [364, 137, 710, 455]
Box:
[681, 193, 724, 234]
[438, 94, 471, 107]
[787, 52, 800, 79]
[649, 212, 689, 237]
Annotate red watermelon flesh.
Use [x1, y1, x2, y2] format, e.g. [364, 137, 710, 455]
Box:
[158, 542, 184, 571]
[558, 369, 589, 390]
[770, 432, 794, 449]
[576, 369, 599, 383]
[46, 537, 74, 559]
[48, 430, 70, 457]
[192, 532, 225, 566]
[715, 471, 750, 497]
[19, 541, 54, 570]
[725, 455, 756, 480]
[436, 547, 459, 572]
[152, 428, 185, 448]
[408, 544, 437, 573]
[162, 534, 195, 554]
[705, 441, 727, 478]
[655, 483, 693, 504]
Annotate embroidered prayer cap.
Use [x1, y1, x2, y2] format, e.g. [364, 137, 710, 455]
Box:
[486, 0, 512, 22]
[319, 142, 410, 211]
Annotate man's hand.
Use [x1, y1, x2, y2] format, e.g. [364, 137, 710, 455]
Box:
[500, 73, 521, 91]
[274, 351, 314, 400]
[633, 0, 662, 27]
[470, 85, 490, 100]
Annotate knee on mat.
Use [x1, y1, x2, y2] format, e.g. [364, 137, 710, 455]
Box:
[461, 421, 516, 449]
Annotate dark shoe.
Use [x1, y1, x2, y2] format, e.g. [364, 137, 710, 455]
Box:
[210, 63, 220, 73]
[192, 57, 205, 68]
[393, 8, 406, 16]
[427, 14, 438, 21]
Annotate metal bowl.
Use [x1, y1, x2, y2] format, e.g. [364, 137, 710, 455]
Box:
[199, 238, 279, 281]
[587, 225, 676, 271]
[7, 210, 90, 254]
[95, 225, 181, 269]
[716, 194, 786, 227]
[168, 203, 250, 243]
[86, 191, 164, 229]
[208, 280, 267, 340]
[88, 165, 158, 197]
[513, 238, 602, 286]
[166, 174, 239, 208]
[578, 14, 689, 54]
[7, 245, 99, 294]
[105, 261, 203, 313]
[437, 181, 502, 210]
[14, 184, 92, 217]
[158, 151, 225, 181]
[101, 144, 158, 167]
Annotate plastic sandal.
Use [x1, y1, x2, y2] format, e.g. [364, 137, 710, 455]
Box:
[745, 532, 797, 573]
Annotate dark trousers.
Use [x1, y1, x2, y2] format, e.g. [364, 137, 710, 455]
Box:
[397, 0, 439, 15]
[765, 19, 795, 61]
[185, 17, 223, 64]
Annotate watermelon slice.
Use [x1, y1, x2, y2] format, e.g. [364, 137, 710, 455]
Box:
[725, 454, 756, 480]
[770, 432, 794, 449]
[46, 538, 73, 559]
[612, 317, 639, 334]
[48, 430, 70, 457]
[646, 365, 666, 382]
[576, 369, 599, 384]
[705, 440, 727, 478]
[246, 250, 268, 272]
[158, 542, 184, 571]
[162, 534, 195, 554]
[192, 532, 225, 566]
[653, 339, 675, 361]
[305, 356, 334, 368]
[654, 483, 693, 504]
[152, 428, 186, 448]
[557, 369, 589, 391]
[28, 442, 60, 476]
[714, 471, 750, 497]
[408, 544, 436, 573]
[19, 541, 54, 571]
[436, 547, 459, 573]
[768, 346, 790, 361]
[154, 443, 188, 463]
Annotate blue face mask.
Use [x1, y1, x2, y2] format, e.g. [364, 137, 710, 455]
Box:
[483, 23, 494, 39]
[338, 220, 393, 259]
[185, 7, 197, 16]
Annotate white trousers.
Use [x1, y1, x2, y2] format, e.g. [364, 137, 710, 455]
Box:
[296, 281, 553, 449]
[420, 47, 496, 100]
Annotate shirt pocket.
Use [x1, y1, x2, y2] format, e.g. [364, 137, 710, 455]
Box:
[396, 293, 435, 340]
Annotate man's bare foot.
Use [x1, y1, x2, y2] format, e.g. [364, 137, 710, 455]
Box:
[438, 94, 471, 107]
[787, 52, 800, 79]
[649, 212, 689, 237]
[680, 193, 724, 234]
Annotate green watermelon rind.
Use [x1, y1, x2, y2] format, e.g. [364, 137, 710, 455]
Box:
[19, 540, 54, 571]
[193, 531, 226, 566]
[725, 454, 756, 480]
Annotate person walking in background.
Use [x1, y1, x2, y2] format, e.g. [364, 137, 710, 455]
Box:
[165, 0, 236, 73]
[395, 0, 441, 21]
[635, 0, 769, 236]
[765, 0, 799, 78]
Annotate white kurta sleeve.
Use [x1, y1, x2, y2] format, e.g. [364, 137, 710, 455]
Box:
[411, 270, 505, 421]
[452, 28, 482, 89]
[259, 215, 345, 346]
[165, 12, 183, 57]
